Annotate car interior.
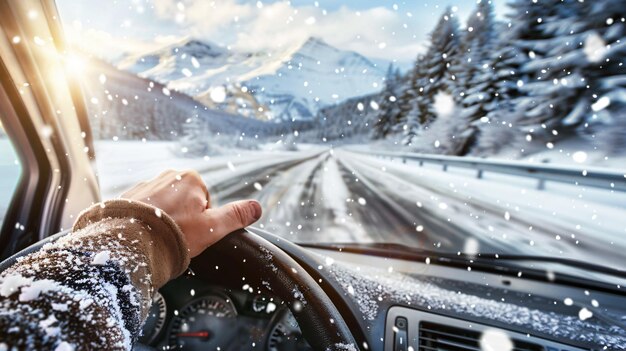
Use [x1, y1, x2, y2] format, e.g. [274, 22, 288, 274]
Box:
[0, 1, 625, 351]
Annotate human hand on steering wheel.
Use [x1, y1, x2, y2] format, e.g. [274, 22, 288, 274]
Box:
[121, 169, 263, 257]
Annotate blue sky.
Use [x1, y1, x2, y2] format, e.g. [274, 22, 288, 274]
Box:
[57, 0, 504, 67]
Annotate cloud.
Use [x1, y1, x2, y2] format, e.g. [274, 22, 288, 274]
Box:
[64, 25, 158, 60]
[149, 0, 428, 62]
[59, 0, 480, 65]
[153, 0, 253, 34]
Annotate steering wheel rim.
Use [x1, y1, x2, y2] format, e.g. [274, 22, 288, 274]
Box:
[194, 228, 358, 351]
[0, 230, 70, 272]
[0, 229, 358, 351]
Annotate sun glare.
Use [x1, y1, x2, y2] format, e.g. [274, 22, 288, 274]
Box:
[63, 52, 87, 76]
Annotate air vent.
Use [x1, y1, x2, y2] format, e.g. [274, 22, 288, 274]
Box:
[419, 322, 543, 351]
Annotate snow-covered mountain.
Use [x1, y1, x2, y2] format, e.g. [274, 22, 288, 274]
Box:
[117, 37, 387, 121]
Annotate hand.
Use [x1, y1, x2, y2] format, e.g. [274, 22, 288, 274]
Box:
[121, 169, 262, 257]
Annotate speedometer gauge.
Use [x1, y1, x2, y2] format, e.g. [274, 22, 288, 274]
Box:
[139, 292, 166, 344]
[168, 295, 238, 350]
[267, 308, 312, 351]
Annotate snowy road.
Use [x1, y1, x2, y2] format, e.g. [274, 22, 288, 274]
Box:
[96, 142, 626, 272]
[193, 148, 626, 271]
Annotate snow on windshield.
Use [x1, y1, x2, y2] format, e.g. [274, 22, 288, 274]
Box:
[55, 0, 626, 273]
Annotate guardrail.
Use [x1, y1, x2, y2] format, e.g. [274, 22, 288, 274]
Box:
[348, 149, 626, 192]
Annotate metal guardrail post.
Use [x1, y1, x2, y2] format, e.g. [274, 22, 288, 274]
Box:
[537, 179, 545, 190]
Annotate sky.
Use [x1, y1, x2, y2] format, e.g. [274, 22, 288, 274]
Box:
[56, 0, 505, 67]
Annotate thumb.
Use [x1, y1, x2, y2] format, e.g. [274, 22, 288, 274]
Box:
[206, 200, 262, 238]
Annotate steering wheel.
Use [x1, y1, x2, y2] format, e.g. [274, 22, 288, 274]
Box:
[0, 229, 358, 351]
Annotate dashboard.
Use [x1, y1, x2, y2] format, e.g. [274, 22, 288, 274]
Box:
[317, 249, 626, 351]
[139, 274, 311, 351]
[137, 232, 626, 351]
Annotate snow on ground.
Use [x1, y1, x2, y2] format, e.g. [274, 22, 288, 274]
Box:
[94, 140, 307, 199]
[496, 137, 626, 170]
[360, 137, 626, 170]
[317, 153, 370, 242]
[341, 150, 626, 273]
[92, 140, 625, 280]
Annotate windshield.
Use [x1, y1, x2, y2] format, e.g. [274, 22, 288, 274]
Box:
[56, 1, 626, 274]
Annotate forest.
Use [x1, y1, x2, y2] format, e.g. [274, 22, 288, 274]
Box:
[85, 0, 626, 159]
[368, 0, 626, 156]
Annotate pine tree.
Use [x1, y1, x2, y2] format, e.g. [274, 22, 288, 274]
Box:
[376, 7, 462, 146]
[573, 0, 626, 130]
[179, 114, 212, 156]
[422, 6, 462, 122]
[458, 1, 497, 115]
[403, 7, 462, 150]
[586, 0, 626, 148]
[473, 27, 526, 155]
[393, 75, 416, 126]
[373, 64, 401, 139]
[453, 0, 499, 154]
[508, 0, 626, 136]
[387, 56, 430, 145]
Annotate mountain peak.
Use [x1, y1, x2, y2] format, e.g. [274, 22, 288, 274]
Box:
[300, 36, 331, 49]
[294, 36, 340, 57]
[168, 38, 228, 58]
[118, 34, 388, 122]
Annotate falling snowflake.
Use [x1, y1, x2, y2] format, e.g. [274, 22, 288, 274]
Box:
[583, 32, 607, 63]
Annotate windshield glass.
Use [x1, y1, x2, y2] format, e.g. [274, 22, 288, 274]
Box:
[56, 1, 626, 274]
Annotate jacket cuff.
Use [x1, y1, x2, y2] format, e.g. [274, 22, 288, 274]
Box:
[72, 199, 191, 288]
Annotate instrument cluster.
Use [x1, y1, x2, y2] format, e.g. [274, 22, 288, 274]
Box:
[139, 275, 311, 351]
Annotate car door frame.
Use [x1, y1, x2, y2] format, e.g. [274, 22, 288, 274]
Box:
[0, 0, 99, 259]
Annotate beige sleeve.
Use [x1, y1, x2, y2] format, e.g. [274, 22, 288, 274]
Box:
[0, 199, 191, 350]
[72, 199, 191, 290]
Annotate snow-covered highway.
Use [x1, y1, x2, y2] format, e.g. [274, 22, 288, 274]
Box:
[199, 148, 626, 272]
[95, 142, 626, 273]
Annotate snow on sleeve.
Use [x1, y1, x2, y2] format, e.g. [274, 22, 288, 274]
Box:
[0, 214, 156, 350]
[18, 279, 57, 302]
[55, 341, 75, 351]
[0, 274, 33, 297]
[91, 250, 111, 265]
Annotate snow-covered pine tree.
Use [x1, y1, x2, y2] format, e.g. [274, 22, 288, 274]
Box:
[512, 0, 583, 134]
[386, 60, 419, 140]
[445, 0, 500, 155]
[469, 0, 551, 151]
[423, 7, 459, 108]
[575, 0, 626, 135]
[597, 106, 626, 154]
[373, 64, 402, 139]
[412, 7, 463, 151]
[509, 0, 625, 138]
[179, 114, 212, 156]
[315, 93, 379, 142]
[451, 0, 488, 102]
[398, 57, 430, 145]
[473, 23, 526, 155]
[422, 6, 462, 123]
[459, 5, 497, 116]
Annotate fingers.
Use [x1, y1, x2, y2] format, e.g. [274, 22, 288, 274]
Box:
[122, 168, 261, 256]
[177, 169, 210, 208]
[205, 200, 262, 239]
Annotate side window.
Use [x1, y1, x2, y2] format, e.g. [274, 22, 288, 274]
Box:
[0, 120, 22, 227]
